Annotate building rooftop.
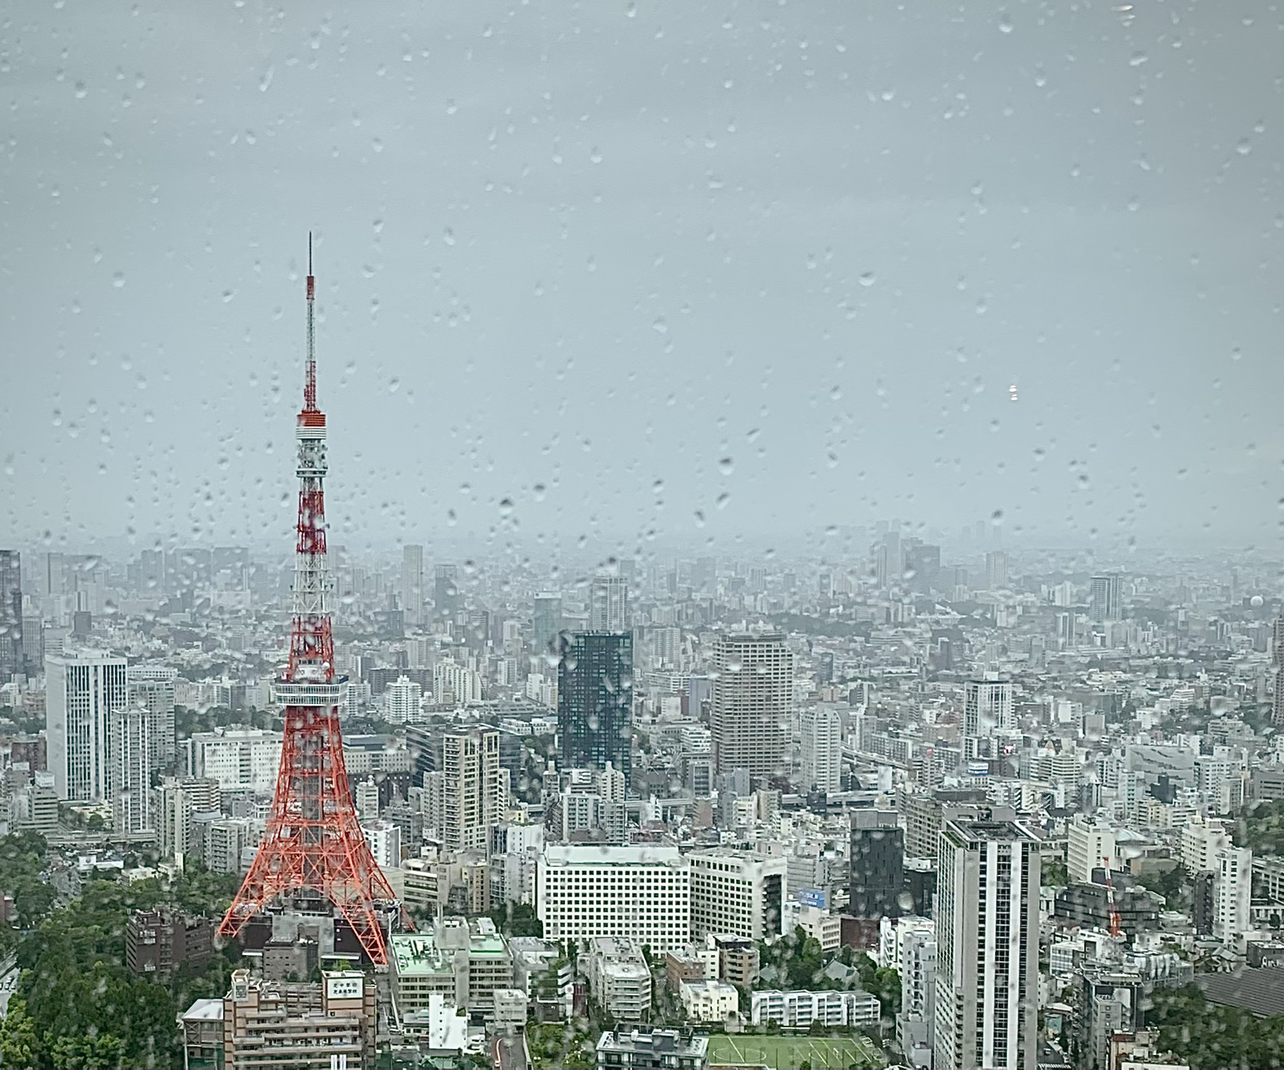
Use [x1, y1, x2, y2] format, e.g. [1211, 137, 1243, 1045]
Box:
[1196, 967, 1284, 1019]
[542, 844, 681, 867]
[596, 1029, 709, 1056]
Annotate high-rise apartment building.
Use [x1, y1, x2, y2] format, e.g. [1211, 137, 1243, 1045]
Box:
[532, 593, 563, 659]
[0, 550, 23, 681]
[589, 574, 630, 631]
[114, 706, 152, 835]
[899, 928, 938, 1069]
[441, 726, 507, 854]
[402, 544, 424, 627]
[800, 706, 842, 793]
[688, 850, 786, 942]
[558, 631, 634, 781]
[1089, 574, 1123, 622]
[46, 651, 128, 802]
[710, 633, 792, 777]
[934, 815, 1040, 1070]
[130, 664, 177, 772]
[964, 676, 1013, 737]
[384, 674, 422, 724]
[984, 551, 1008, 592]
[434, 564, 459, 623]
[156, 776, 221, 860]
[537, 845, 690, 953]
[1213, 845, 1252, 951]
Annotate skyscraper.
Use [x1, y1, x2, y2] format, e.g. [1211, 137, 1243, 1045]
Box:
[558, 631, 633, 781]
[441, 725, 507, 853]
[934, 814, 1040, 1070]
[532, 593, 563, 660]
[589, 574, 629, 632]
[1213, 845, 1252, 951]
[964, 675, 1013, 737]
[710, 633, 792, 777]
[984, 551, 1008, 591]
[401, 544, 424, 626]
[1089, 574, 1122, 622]
[46, 651, 129, 802]
[434, 564, 459, 624]
[799, 706, 842, 793]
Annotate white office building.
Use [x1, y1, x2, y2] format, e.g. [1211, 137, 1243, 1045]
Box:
[688, 849, 787, 942]
[934, 814, 1040, 1070]
[188, 727, 283, 794]
[799, 706, 843, 793]
[1067, 814, 1117, 885]
[537, 845, 690, 952]
[588, 574, 629, 632]
[46, 651, 129, 802]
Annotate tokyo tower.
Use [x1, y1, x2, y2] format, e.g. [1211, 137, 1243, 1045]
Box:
[219, 239, 406, 963]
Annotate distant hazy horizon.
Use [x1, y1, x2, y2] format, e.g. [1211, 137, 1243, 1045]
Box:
[2, 1, 1279, 554]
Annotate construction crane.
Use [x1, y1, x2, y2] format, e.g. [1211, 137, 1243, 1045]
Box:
[1103, 855, 1122, 939]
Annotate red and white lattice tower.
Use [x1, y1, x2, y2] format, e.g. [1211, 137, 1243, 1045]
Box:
[219, 240, 406, 963]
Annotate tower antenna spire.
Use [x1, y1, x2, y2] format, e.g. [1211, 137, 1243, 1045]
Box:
[304, 233, 317, 411]
[219, 240, 408, 964]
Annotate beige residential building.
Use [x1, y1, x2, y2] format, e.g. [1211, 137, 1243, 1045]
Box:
[222, 970, 376, 1070]
[710, 633, 792, 776]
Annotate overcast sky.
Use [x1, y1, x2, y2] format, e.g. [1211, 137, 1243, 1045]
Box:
[1, 0, 1279, 559]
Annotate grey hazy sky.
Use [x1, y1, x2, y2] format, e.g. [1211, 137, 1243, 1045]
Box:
[1, 0, 1280, 556]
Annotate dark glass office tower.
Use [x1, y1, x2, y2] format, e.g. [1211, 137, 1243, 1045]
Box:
[434, 563, 459, 623]
[850, 809, 905, 920]
[557, 631, 633, 781]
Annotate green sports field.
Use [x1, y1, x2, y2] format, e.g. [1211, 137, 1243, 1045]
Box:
[706, 1033, 885, 1069]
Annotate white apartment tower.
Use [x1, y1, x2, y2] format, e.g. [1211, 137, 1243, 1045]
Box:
[1213, 846, 1252, 951]
[711, 633, 792, 777]
[46, 651, 128, 802]
[537, 845, 690, 953]
[129, 665, 177, 772]
[113, 706, 152, 835]
[800, 706, 843, 793]
[384, 675, 422, 725]
[442, 726, 507, 853]
[934, 815, 1040, 1070]
[589, 573, 630, 632]
[964, 676, 1013, 737]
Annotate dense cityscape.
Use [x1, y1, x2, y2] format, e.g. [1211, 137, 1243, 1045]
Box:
[3, 1, 1280, 1068]
[1, 501, 1283, 1069]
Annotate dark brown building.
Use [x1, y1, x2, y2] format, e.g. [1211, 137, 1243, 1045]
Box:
[126, 908, 215, 981]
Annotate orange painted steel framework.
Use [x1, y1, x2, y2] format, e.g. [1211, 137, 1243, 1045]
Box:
[218, 241, 407, 963]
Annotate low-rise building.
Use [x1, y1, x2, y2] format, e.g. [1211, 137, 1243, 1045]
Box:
[749, 989, 880, 1029]
[595, 1029, 709, 1070]
[388, 918, 514, 1022]
[585, 937, 652, 1021]
[678, 979, 738, 1022]
[125, 908, 215, 982]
